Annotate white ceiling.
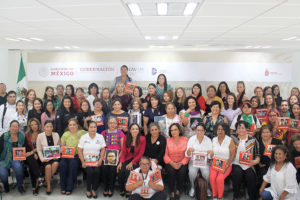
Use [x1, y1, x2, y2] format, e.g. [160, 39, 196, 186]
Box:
[1, 0, 300, 51]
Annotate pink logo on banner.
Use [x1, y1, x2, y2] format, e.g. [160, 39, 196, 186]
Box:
[265, 69, 269, 76]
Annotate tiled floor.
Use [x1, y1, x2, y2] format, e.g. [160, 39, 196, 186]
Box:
[1, 177, 234, 200]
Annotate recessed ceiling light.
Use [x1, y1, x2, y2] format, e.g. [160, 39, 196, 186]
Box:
[30, 37, 44, 41]
[72, 46, 80, 49]
[16, 38, 31, 42]
[128, 3, 142, 16]
[184, 2, 198, 16]
[157, 3, 168, 16]
[157, 36, 166, 40]
[5, 38, 20, 42]
[253, 45, 261, 49]
[282, 36, 297, 41]
[145, 36, 151, 40]
[172, 36, 179, 40]
[244, 46, 252, 49]
[54, 46, 62, 49]
[64, 46, 71, 49]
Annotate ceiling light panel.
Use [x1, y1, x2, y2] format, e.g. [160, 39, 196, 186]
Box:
[184, 2, 198, 16]
[128, 3, 142, 16]
[157, 3, 168, 15]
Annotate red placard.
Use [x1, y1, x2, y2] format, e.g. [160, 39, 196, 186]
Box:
[256, 109, 268, 123]
[117, 117, 128, 130]
[239, 152, 253, 166]
[125, 83, 136, 94]
[295, 157, 300, 169]
[61, 146, 75, 158]
[13, 147, 26, 161]
[212, 157, 227, 173]
[128, 171, 142, 184]
[84, 153, 99, 167]
[149, 168, 162, 184]
[277, 117, 290, 130]
[264, 144, 276, 157]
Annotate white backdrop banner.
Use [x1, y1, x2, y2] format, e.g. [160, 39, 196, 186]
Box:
[27, 62, 292, 82]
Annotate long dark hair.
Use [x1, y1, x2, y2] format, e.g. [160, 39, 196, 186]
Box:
[272, 84, 281, 98]
[290, 103, 300, 119]
[270, 145, 290, 167]
[216, 81, 231, 98]
[147, 94, 162, 110]
[145, 83, 156, 100]
[65, 84, 75, 97]
[33, 98, 43, 113]
[194, 169, 208, 200]
[43, 99, 55, 118]
[88, 83, 99, 95]
[192, 83, 202, 99]
[237, 81, 245, 107]
[59, 95, 75, 113]
[224, 92, 238, 110]
[125, 123, 141, 148]
[121, 65, 132, 82]
[156, 73, 168, 92]
[43, 86, 55, 102]
[184, 96, 201, 111]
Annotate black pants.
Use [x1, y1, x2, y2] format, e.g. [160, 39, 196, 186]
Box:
[232, 164, 258, 200]
[27, 155, 41, 188]
[165, 164, 188, 193]
[129, 191, 167, 200]
[118, 159, 139, 192]
[102, 164, 117, 191]
[85, 167, 100, 191]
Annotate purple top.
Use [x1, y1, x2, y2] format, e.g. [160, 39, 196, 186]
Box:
[221, 107, 242, 126]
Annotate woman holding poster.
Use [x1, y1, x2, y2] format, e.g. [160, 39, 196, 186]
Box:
[101, 117, 125, 197]
[36, 120, 60, 195]
[185, 123, 212, 197]
[231, 121, 260, 200]
[257, 125, 282, 189]
[0, 120, 25, 194]
[78, 121, 106, 198]
[59, 118, 86, 195]
[112, 82, 132, 112]
[110, 65, 132, 94]
[210, 123, 235, 200]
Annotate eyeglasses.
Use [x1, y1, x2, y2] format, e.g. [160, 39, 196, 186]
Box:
[140, 163, 150, 166]
[269, 115, 277, 118]
[195, 129, 205, 133]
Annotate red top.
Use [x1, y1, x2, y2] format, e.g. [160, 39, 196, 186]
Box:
[189, 94, 206, 112]
[71, 97, 86, 112]
[164, 136, 190, 165]
[120, 136, 146, 165]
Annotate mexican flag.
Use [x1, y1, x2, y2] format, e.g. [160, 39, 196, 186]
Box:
[16, 56, 28, 99]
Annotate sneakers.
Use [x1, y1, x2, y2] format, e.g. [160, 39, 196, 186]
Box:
[189, 188, 195, 197]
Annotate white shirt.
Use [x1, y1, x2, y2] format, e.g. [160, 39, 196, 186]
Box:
[185, 135, 212, 158]
[13, 112, 27, 134]
[127, 167, 164, 198]
[163, 114, 181, 138]
[78, 133, 106, 158]
[0, 103, 17, 136]
[263, 162, 300, 200]
[87, 95, 96, 111]
[212, 135, 232, 160]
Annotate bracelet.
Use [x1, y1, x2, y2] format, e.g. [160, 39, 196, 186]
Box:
[184, 112, 190, 117]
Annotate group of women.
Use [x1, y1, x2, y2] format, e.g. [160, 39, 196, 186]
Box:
[0, 65, 300, 200]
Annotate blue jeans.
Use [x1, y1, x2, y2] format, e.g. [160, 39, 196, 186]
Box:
[261, 190, 273, 200]
[59, 156, 80, 191]
[0, 160, 24, 187]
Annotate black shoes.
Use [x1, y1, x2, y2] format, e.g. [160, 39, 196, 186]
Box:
[18, 186, 25, 194]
